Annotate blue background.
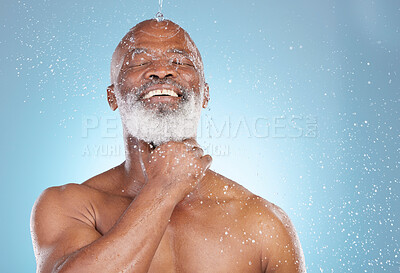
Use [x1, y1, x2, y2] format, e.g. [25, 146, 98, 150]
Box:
[1, 0, 399, 272]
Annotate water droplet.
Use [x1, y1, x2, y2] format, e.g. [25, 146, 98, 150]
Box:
[155, 12, 164, 22]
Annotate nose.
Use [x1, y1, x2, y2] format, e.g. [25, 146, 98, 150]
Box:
[144, 63, 177, 80]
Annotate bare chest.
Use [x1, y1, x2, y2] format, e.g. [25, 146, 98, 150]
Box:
[95, 196, 263, 273]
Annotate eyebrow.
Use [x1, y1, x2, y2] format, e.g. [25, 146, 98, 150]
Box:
[166, 48, 191, 58]
[128, 48, 148, 55]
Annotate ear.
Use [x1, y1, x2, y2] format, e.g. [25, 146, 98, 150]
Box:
[107, 84, 118, 111]
[202, 83, 210, 109]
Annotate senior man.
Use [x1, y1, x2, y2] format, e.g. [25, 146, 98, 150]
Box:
[31, 19, 306, 273]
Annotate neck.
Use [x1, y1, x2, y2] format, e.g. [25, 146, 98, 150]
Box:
[120, 133, 210, 202]
[120, 135, 153, 196]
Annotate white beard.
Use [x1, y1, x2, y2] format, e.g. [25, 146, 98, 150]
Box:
[117, 90, 202, 147]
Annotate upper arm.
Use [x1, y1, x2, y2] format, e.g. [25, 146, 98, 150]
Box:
[261, 203, 306, 273]
[30, 185, 102, 273]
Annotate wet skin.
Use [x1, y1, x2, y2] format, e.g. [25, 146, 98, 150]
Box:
[30, 20, 306, 273]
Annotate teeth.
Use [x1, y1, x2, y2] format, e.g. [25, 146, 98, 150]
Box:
[143, 89, 179, 99]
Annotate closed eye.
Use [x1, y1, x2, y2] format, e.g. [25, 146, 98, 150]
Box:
[171, 59, 194, 67]
[132, 62, 150, 67]
[130, 54, 151, 67]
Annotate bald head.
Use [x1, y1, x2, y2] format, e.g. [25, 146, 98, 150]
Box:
[110, 19, 204, 86]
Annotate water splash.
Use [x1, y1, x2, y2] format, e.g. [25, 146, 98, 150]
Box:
[155, 11, 164, 22]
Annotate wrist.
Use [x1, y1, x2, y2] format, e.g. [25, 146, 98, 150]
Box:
[146, 176, 187, 206]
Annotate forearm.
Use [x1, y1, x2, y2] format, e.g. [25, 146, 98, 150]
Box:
[54, 179, 180, 273]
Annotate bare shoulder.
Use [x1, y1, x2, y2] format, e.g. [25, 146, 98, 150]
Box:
[205, 170, 281, 222]
[207, 170, 299, 232]
[250, 196, 306, 272]
[32, 182, 102, 217]
[248, 196, 306, 272]
[31, 163, 121, 239]
[30, 175, 116, 272]
[32, 183, 93, 216]
[205, 170, 254, 198]
[31, 183, 98, 242]
[207, 170, 306, 272]
[34, 182, 96, 203]
[31, 164, 122, 238]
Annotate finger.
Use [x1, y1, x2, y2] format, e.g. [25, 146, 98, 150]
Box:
[191, 146, 204, 157]
[182, 138, 200, 149]
[182, 139, 203, 156]
[200, 154, 212, 170]
[193, 155, 212, 179]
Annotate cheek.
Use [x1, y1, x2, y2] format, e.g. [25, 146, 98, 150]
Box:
[118, 70, 144, 88]
[180, 70, 201, 86]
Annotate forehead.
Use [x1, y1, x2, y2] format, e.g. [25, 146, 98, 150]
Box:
[123, 20, 196, 54]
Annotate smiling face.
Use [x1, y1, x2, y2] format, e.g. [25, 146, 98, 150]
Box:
[108, 19, 209, 146]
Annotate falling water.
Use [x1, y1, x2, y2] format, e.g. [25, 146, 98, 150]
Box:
[159, 0, 163, 13]
[138, 148, 149, 184]
[155, 0, 164, 22]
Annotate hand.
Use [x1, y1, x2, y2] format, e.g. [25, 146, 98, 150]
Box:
[145, 139, 212, 199]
